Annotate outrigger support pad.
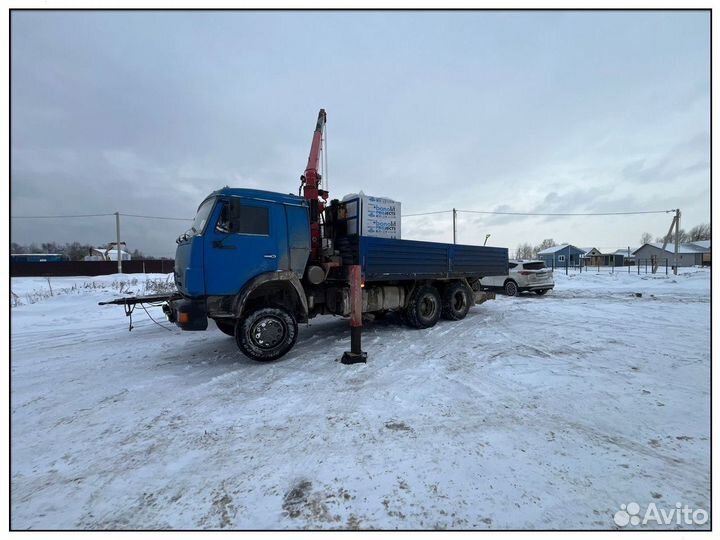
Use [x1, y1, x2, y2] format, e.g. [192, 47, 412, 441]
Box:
[342, 327, 367, 364]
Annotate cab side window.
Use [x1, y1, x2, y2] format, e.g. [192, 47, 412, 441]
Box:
[236, 205, 269, 235]
[217, 202, 269, 235]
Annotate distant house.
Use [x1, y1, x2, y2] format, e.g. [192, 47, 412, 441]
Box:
[537, 244, 585, 267]
[633, 242, 709, 267]
[581, 247, 635, 266]
[590, 246, 635, 266]
[105, 250, 132, 261]
[689, 240, 710, 250]
[689, 240, 711, 266]
[581, 247, 603, 266]
[614, 248, 636, 266]
[83, 245, 132, 262]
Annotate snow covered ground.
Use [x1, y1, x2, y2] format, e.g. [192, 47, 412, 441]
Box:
[10, 268, 710, 530]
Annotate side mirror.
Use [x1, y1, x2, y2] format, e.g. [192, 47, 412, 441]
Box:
[216, 199, 242, 234]
[228, 198, 242, 220]
[226, 198, 242, 233]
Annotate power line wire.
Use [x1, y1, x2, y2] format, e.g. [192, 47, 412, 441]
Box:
[11, 212, 191, 221]
[120, 213, 191, 221]
[402, 210, 453, 217]
[402, 208, 675, 218]
[458, 209, 675, 216]
[11, 213, 115, 219]
[12, 207, 675, 221]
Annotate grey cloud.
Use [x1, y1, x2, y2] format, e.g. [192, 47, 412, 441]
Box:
[621, 131, 709, 185]
[11, 11, 710, 256]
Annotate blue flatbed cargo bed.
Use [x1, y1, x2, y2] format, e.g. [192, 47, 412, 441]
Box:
[338, 236, 509, 282]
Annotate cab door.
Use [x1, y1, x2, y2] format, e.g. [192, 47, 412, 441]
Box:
[204, 197, 288, 296]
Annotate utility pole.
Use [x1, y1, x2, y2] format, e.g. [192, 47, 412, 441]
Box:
[452, 208, 457, 244]
[655, 210, 678, 274]
[115, 211, 122, 274]
[628, 246, 631, 274]
[674, 208, 681, 276]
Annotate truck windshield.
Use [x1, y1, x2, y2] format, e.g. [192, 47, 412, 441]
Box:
[191, 198, 216, 234]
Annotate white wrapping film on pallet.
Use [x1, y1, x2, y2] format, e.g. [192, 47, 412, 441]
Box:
[342, 191, 401, 239]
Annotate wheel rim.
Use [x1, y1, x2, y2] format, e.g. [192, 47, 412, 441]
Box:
[250, 316, 286, 349]
[452, 290, 467, 311]
[419, 295, 438, 319]
[507, 282, 517, 295]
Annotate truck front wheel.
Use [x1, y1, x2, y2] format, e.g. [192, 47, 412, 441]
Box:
[405, 285, 442, 329]
[236, 306, 298, 361]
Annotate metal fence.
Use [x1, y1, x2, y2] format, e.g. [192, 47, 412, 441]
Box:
[548, 258, 675, 275]
[10, 259, 175, 277]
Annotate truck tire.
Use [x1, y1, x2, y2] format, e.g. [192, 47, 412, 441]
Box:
[535, 289, 549, 295]
[441, 281, 472, 320]
[215, 319, 236, 336]
[405, 285, 442, 329]
[235, 306, 298, 362]
[504, 280, 519, 297]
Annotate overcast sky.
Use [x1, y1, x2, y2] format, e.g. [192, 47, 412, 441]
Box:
[11, 10, 709, 257]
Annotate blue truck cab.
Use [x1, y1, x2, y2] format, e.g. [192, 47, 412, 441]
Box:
[165, 187, 507, 362]
[167, 187, 311, 333]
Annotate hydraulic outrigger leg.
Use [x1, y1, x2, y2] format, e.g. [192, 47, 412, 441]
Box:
[341, 265, 367, 364]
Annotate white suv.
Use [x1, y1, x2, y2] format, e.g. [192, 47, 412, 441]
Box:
[480, 260, 554, 296]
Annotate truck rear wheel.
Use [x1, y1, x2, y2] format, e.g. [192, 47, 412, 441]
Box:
[236, 306, 298, 362]
[442, 281, 472, 320]
[215, 319, 236, 336]
[405, 285, 441, 329]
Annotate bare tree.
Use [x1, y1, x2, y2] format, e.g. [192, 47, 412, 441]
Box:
[11, 239, 170, 261]
[41, 241, 60, 254]
[11, 241, 118, 260]
[639, 232, 653, 245]
[658, 229, 690, 244]
[515, 242, 534, 259]
[688, 223, 710, 242]
[534, 238, 557, 255]
[65, 242, 95, 261]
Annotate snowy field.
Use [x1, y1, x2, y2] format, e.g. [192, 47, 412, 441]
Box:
[10, 268, 710, 530]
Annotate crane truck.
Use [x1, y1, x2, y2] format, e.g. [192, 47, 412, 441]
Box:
[102, 110, 508, 363]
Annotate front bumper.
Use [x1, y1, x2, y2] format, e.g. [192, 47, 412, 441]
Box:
[163, 297, 208, 331]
